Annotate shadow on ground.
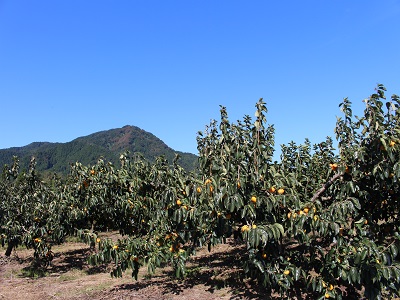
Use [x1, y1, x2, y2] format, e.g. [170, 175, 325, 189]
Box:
[111, 240, 269, 299]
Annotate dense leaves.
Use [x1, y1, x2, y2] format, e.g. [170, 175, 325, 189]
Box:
[1, 85, 399, 299]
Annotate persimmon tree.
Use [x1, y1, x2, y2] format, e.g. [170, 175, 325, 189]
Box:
[1, 85, 399, 300]
[0, 157, 66, 265]
[69, 87, 400, 299]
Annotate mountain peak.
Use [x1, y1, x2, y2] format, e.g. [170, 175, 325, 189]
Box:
[0, 126, 198, 174]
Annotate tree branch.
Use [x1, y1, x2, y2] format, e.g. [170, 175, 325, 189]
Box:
[311, 173, 342, 202]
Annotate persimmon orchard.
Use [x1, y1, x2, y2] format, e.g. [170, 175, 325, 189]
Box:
[1, 85, 400, 299]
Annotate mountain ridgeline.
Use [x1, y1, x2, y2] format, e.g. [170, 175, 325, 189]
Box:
[0, 125, 198, 175]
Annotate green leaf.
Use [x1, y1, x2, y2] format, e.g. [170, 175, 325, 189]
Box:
[392, 267, 400, 282]
[311, 277, 317, 291]
[274, 223, 284, 236]
[350, 267, 359, 283]
[389, 244, 398, 258]
[354, 252, 361, 265]
[254, 259, 265, 273]
[294, 267, 301, 281]
[340, 269, 348, 281]
[360, 249, 368, 261]
[382, 267, 390, 280]
[330, 222, 340, 235]
[380, 138, 387, 150]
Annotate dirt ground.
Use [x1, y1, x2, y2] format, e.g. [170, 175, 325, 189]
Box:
[0, 236, 268, 300]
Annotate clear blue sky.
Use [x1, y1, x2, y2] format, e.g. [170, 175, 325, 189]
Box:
[1, 1, 399, 159]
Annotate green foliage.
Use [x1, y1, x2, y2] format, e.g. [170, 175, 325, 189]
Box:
[1, 85, 400, 299]
[0, 156, 66, 264]
[0, 125, 198, 175]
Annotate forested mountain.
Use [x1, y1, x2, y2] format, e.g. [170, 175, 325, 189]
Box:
[0, 125, 198, 175]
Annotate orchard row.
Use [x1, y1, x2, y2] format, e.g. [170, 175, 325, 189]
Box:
[1, 85, 399, 299]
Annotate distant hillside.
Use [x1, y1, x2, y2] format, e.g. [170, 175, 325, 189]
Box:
[0, 125, 198, 175]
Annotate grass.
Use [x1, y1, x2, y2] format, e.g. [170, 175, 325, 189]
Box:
[19, 265, 49, 278]
[57, 268, 85, 281]
[185, 265, 202, 277]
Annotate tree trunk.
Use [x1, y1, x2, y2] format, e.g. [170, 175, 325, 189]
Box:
[5, 240, 16, 256]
